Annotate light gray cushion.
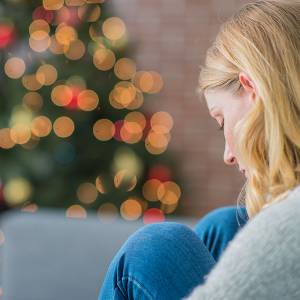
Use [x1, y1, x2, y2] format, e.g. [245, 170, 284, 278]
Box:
[0, 209, 198, 300]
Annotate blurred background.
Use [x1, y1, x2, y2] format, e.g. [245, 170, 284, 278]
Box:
[0, 1, 253, 299]
[0, 0, 248, 223]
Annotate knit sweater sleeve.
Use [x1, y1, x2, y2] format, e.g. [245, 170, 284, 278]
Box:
[183, 187, 300, 300]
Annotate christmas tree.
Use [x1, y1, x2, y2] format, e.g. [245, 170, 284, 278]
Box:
[0, 0, 183, 223]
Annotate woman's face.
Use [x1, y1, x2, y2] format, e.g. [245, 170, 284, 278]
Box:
[204, 74, 256, 178]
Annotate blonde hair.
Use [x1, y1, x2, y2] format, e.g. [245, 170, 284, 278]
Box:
[198, 0, 300, 218]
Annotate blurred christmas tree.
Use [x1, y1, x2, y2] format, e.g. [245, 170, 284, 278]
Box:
[0, 0, 183, 223]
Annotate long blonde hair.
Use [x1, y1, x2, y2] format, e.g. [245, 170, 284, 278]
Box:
[198, 0, 300, 218]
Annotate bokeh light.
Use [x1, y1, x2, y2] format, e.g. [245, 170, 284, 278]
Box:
[77, 182, 98, 204]
[43, 0, 64, 10]
[4, 177, 32, 206]
[78, 4, 101, 22]
[53, 116, 75, 138]
[29, 19, 50, 35]
[113, 169, 137, 191]
[150, 111, 174, 134]
[0, 128, 15, 149]
[4, 57, 26, 79]
[114, 58, 136, 80]
[93, 48, 116, 71]
[22, 92, 44, 111]
[21, 203, 39, 213]
[51, 84, 73, 106]
[29, 31, 51, 52]
[64, 39, 86, 60]
[93, 119, 115, 141]
[36, 64, 58, 86]
[157, 181, 181, 205]
[31, 115, 52, 137]
[120, 198, 142, 221]
[55, 23, 77, 46]
[77, 89, 99, 111]
[22, 74, 43, 91]
[143, 208, 165, 224]
[97, 202, 118, 223]
[142, 179, 161, 202]
[102, 17, 126, 41]
[95, 175, 108, 194]
[132, 71, 164, 94]
[66, 204, 87, 219]
[10, 124, 31, 144]
[49, 35, 65, 54]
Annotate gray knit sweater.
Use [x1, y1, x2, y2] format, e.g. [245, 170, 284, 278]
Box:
[183, 184, 300, 300]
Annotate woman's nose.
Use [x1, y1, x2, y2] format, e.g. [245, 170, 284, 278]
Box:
[223, 144, 237, 166]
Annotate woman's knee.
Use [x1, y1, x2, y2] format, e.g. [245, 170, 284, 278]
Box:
[193, 205, 248, 261]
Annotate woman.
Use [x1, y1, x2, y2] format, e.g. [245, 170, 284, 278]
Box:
[98, 0, 300, 299]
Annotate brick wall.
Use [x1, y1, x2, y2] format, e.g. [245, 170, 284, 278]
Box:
[112, 0, 250, 218]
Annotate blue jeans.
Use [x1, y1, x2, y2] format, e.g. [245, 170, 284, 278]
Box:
[98, 205, 248, 300]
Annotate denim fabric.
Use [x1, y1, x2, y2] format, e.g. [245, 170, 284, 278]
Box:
[98, 205, 248, 300]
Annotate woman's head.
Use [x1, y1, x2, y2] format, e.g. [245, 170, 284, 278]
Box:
[199, 0, 300, 218]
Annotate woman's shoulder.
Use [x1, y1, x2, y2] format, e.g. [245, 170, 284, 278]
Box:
[183, 185, 300, 300]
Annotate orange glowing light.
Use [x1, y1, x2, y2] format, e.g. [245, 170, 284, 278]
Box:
[29, 31, 51, 52]
[31, 116, 52, 137]
[93, 119, 115, 141]
[0, 128, 15, 149]
[114, 58, 136, 80]
[133, 71, 164, 94]
[157, 181, 181, 205]
[4, 57, 26, 79]
[120, 198, 142, 221]
[43, 0, 64, 10]
[102, 17, 126, 41]
[78, 4, 101, 22]
[150, 111, 174, 134]
[22, 74, 43, 91]
[53, 116, 75, 138]
[142, 179, 161, 202]
[66, 204, 87, 219]
[51, 85, 73, 106]
[36, 64, 58, 86]
[55, 24, 77, 46]
[49, 35, 65, 54]
[29, 19, 50, 35]
[64, 39, 86, 60]
[97, 203, 118, 222]
[23, 92, 43, 111]
[77, 182, 98, 204]
[93, 48, 116, 71]
[10, 124, 31, 145]
[95, 176, 107, 194]
[77, 89, 99, 111]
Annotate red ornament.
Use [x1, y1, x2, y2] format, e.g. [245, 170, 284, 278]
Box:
[143, 208, 165, 224]
[66, 86, 82, 110]
[113, 120, 124, 142]
[32, 6, 54, 23]
[0, 23, 15, 49]
[147, 164, 172, 182]
[54, 7, 80, 27]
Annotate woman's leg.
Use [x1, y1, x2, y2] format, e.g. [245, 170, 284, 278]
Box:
[98, 222, 216, 300]
[98, 205, 248, 300]
[193, 205, 248, 262]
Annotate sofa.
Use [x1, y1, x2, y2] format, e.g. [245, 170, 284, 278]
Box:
[0, 209, 199, 300]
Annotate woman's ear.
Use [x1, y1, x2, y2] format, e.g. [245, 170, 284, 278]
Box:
[239, 72, 257, 102]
